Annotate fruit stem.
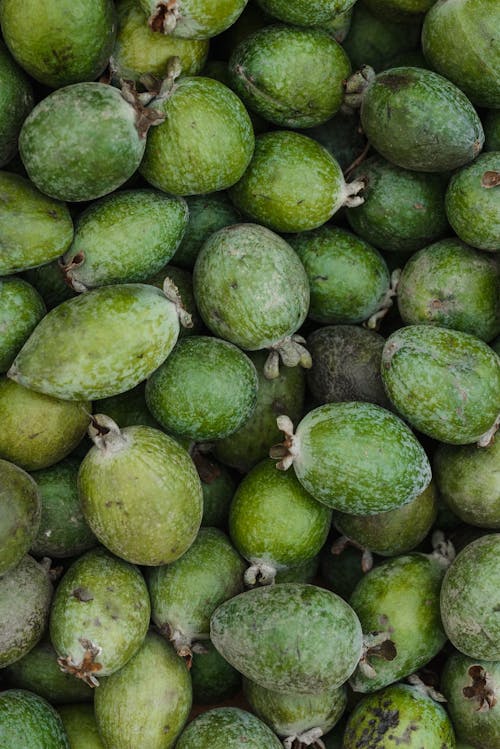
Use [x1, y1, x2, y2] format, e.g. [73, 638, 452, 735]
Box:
[88, 414, 127, 453]
[331, 536, 374, 572]
[283, 727, 325, 749]
[357, 631, 397, 679]
[120, 80, 166, 138]
[342, 178, 365, 208]
[364, 269, 401, 330]
[477, 414, 500, 448]
[343, 66, 376, 110]
[59, 252, 88, 293]
[244, 563, 277, 587]
[148, 0, 179, 34]
[407, 673, 447, 703]
[264, 335, 312, 380]
[57, 638, 103, 688]
[163, 276, 193, 329]
[429, 530, 456, 569]
[269, 415, 298, 470]
[463, 665, 497, 712]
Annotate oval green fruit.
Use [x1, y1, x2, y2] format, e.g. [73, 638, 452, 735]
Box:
[0, 42, 33, 167]
[191, 641, 242, 705]
[0, 689, 69, 749]
[198, 456, 236, 528]
[58, 704, 105, 749]
[0, 277, 46, 372]
[176, 707, 282, 749]
[140, 0, 248, 39]
[0, 458, 40, 575]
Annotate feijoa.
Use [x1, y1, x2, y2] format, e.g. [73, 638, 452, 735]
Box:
[0, 41, 33, 167]
[0, 459, 40, 576]
[0, 277, 45, 373]
[140, 0, 248, 39]
[176, 707, 282, 749]
[0, 689, 69, 749]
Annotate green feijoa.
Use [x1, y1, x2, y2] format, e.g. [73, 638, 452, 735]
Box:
[78, 418, 202, 566]
[272, 402, 431, 513]
[193, 223, 310, 358]
[274, 555, 319, 584]
[95, 383, 160, 430]
[61, 190, 188, 292]
[172, 193, 240, 269]
[5, 641, 92, 704]
[140, 0, 248, 38]
[211, 583, 363, 693]
[229, 25, 350, 128]
[485, 111, 500, 152]
[362, 0, 436, 23]
[334, 481, 438, 557]
[229, 131, 363, 233]
[321, 539, 377, 601]
[50, 548, 150, 684]
[198, 457, 236, 527]
[289, 226, 390, 325]
[0, 0, 115, 88]
[19, 83, 161, 203]
[8, 283, 186, 401]
[229, 459, 331, 585]
[343, 683, 455, 748]
[94, 631, 192, 749]
[58, 705, 105, 749]
[306, 325, 390, 408]
[301, 110, 366, 172]
[0, 555, 52, 668]
[445, 153, 500, 252]
[146, 265, 203, 337]
[397, 239, 500, 341]
[0, 41, 33, 167]
[0, 459, 40, 575]
[349, 552, 449, 692]
[213, 349, 305, 473]
[422, 0, 500, 109]
[257, 0, 354, 26]
[148, 527, 245, 657]
[111, 0, 208, 83]
[347, 66, 484, 173]
[176, 708, 282, 749]
[0, 378, 90, 470]
[30, 459, 96, 559]
[0, 277, 46, 372]
[23, 261, 76, 310]
[0, 690, 69, 749]
[441, 534, 500, 660]
[0, 172, 73, 276]
[381, 325, 500, 444]
[441, 651, 500, 748]
[146, 336, 258, 441]
[318, 6, 353, 42]
[434, 439, 500, 529]
[346, 155, 449, 253]
[140, 75, 254, 196]
[191, 640, 241, 704]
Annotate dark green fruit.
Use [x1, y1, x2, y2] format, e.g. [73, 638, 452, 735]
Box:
[0, 689, 69, 749]
[274, 555, 319, 584]
[0, 458, 40, 575]
[0, 42, 33, 167]
[485, 110, 500, 152]
[440, 534, 500, 660]
[317, 6, 353, 42]
[321, 539, 377, 600]
[95, 383, 160, 430]
[172, 193, 240, 269]
[0, 277, 45, 372]
[256, 0, 354, 26]
[176, 707, 282, 749]
[362, 0, 436, 23]
[190, 640, 242, 704]
[23, 261, 76, 310]
[58, 704, 105, 749]
[140, 0, 248, 39]
[198, 456, 236, 528]
[302, 110, 366, 172]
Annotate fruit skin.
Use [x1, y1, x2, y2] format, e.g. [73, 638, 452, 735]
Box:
[8, 283, 182, 401]
[422, 0, 500, 109]
[343, 683, 455, 748]
[0, 277, 46, 372]
[0, 171, 73, 276]
[58, 704, 105, 749]
[0, 42, 33, 167]
[302, 110, 366, 172]
[94, 631, 192, 749]
[440, 534, 500, 660]
[140, 0, 248, 39]
[95, 383, 160, 430]
[190, 640, 242, 704]
[0, 689, 70, 749]
[0, 555, 52, 668]
[23, 261, 76, 309]
[445, 152, 500, 252]
[257, 0, 354, 26]
[381, 325, 500, 444]
[78, 422, 203, 566]
[140, 76, 254, 196]
[176, 707, 282, 749]
[321, 540, 376, 601]
[485, 111, 500, 152]
[198, 457, 236, 527]
[362, 0, 437, 23]
[210, 583, 363, 693]
[0, 458, 40, 576]
[357, 66, 484, 172]
[172, 193, 240, 269]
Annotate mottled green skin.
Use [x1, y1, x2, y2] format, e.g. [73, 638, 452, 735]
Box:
[398, 239, 500, 341]
[290, 227, 390, 324]
[335, 481, 438, 557]
[381, 325, 500, 444]
[147, 265, 203, 337]
[244, 679, 347, 738]
[302, 110, 366, 172]
[62, 190, 188, 291]
[211, 584, 363, 693]
[177, 708, 281, 748]
[19, 83, 147, 203]
[58, 705, 105, 749]
[0, 0, 115, 88]
[229, 131, 345, 232]
[274, 554, 319, 583]
[319, 6, 353, 42]
[485, 111, 500, 152]
[50, 548, 150, 677]
[9, 284, 181, 400]
[173, 193, 240, 269]
[193, 223, 310, 350]
[360, 67, 484, 172]
[148, 527, 245, 646]
[346, 156, 448, 253]
[0, 172, 73, 276]
[0, 555, 52, 668]
[0, 690, 69, 749]
[446, 153, 500, 252]
[0, 277, 45, 372]
[363, 0, 436, 22]
[94, 631, 192, 749]
[200, 459, 236, 527]
[441, 534, 500, 660]
[229, 25, 350, 128]
[306, 325, 390, 408]
[30, 459, 96, 558]
[214, 349, 305, 473]
[141, 77, 254, 196]
[23, 261, 76, 310]
[141, 0, 248, 39]
[0, 378, 90, 470]
[95, 383, 160, 430]
[6, 642, 92, 705]
[344, 684, 455, 748]
[229, 459, 331, 571]
[423, 0, 500, 108]
[146, 336, 258, 441]
[257, 0, 354, 25]
[79, 425, 202, 565]
[0, 42, 33, 167]
[321, 542, 376, 600]
[0, 459, 40, 575]
[191, 640, 241, 704]
[434, 439, 500, 529]
[290, 401, 431, 513]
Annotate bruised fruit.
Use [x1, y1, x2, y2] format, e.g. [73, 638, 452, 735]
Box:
[0, 689, 70, 749]
[0, 459, 40, 575]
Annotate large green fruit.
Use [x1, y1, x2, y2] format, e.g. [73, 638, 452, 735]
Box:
[140, 0, 248, 38]
[58, 705, 105, 749]
[0, 278, 45, 373]
[0, 690, 69, 749]
[0, 42, 33, 167]
[78, 417, 202, 566]
[176, 707, 282, 749]
[211, 583, 363, 693]
[0, 459, 40, 575]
